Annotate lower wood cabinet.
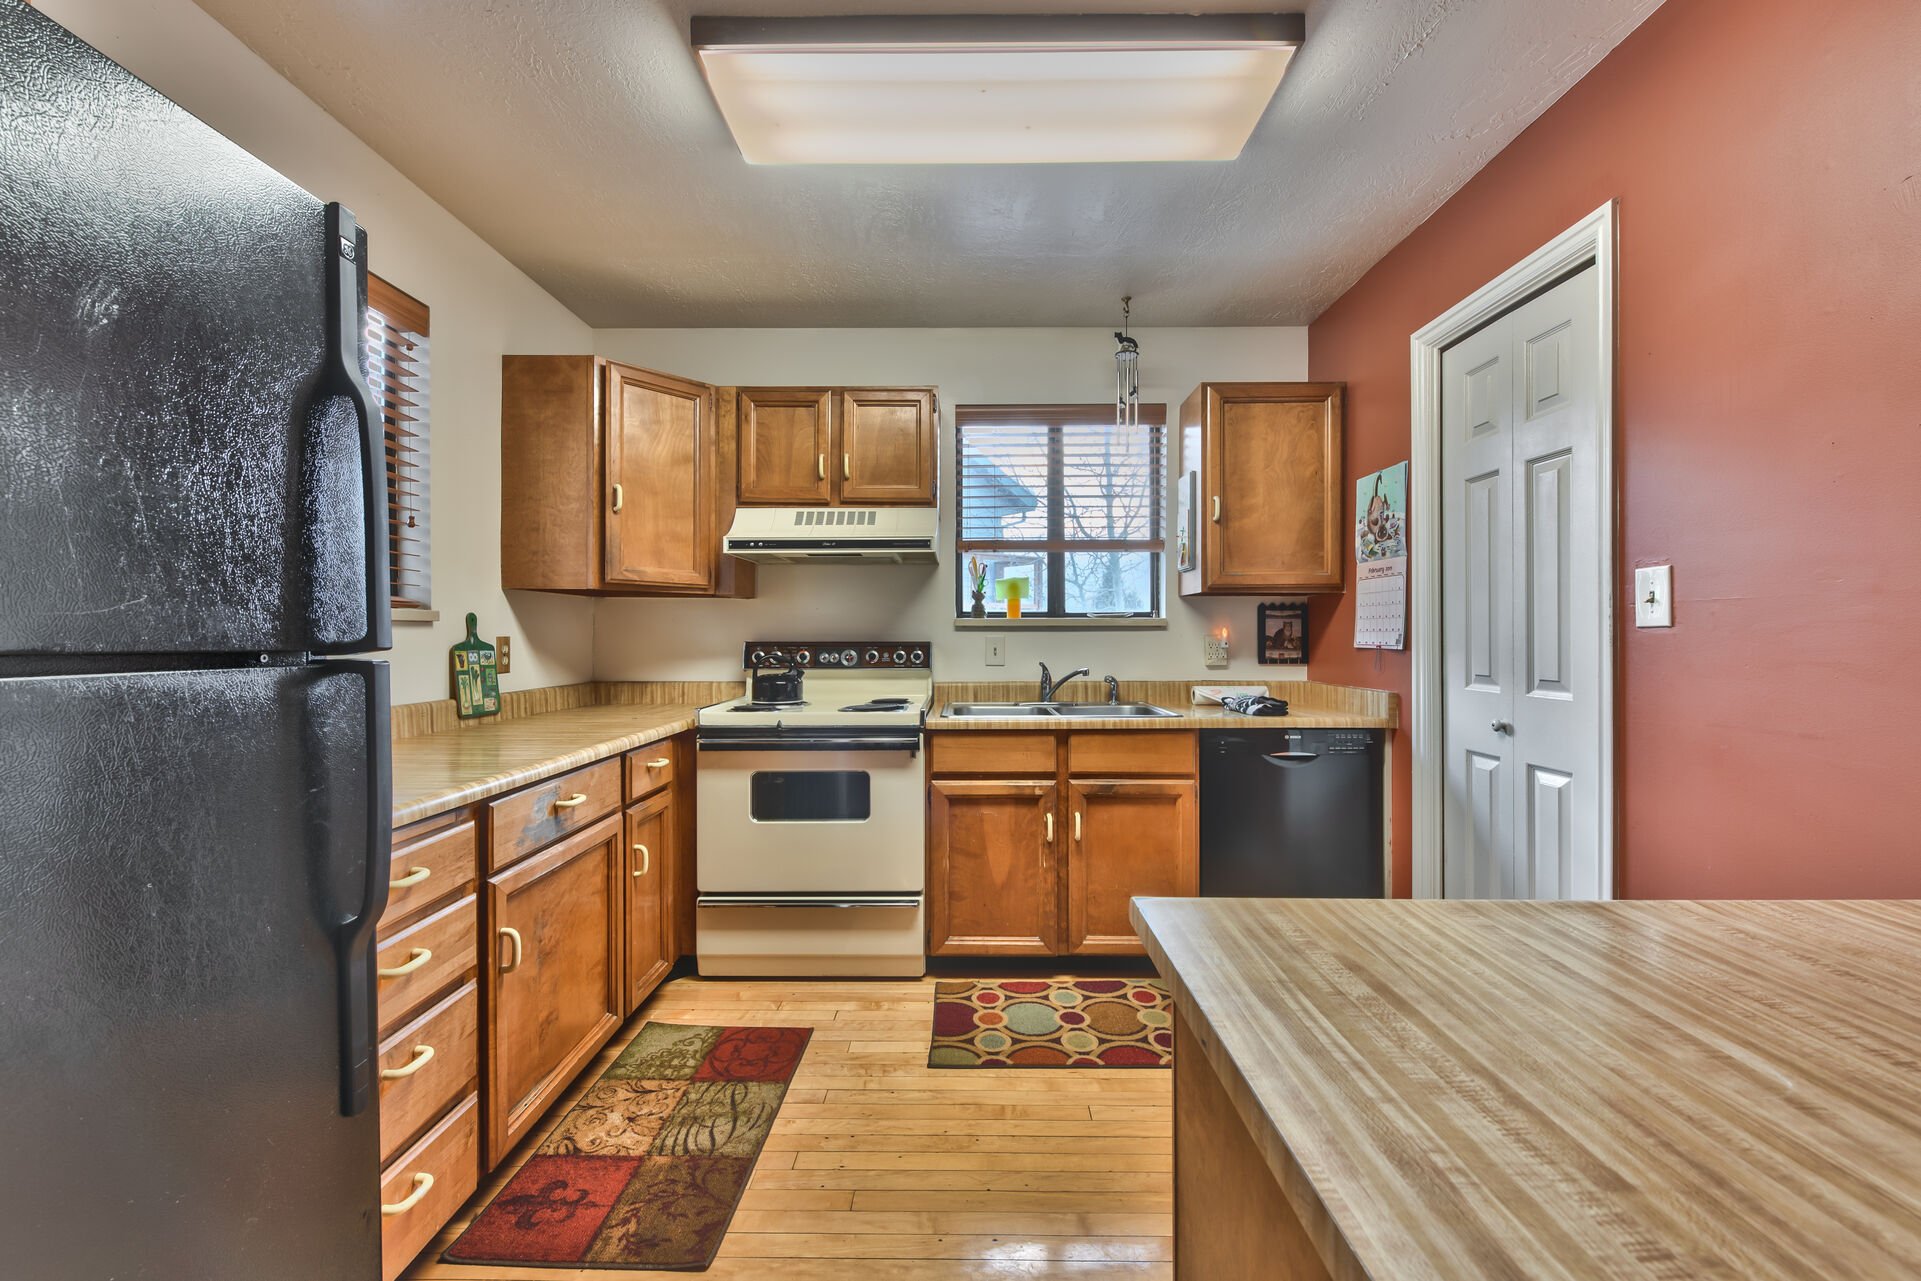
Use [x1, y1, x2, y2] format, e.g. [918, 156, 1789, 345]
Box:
[484, 812, 624, 1168]
[928, 779, 1060, 955]
[1066, 780, 1198, 954]
[379, 1093, 480, 1281]
[623, 789, 674, 1014]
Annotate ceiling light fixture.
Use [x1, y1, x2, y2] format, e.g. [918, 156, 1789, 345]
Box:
[691, 13, 1305, 165]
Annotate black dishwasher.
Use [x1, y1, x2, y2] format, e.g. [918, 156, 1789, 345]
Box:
[1200, 729, 1384, 897]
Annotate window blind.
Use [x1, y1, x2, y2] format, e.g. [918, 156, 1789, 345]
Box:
[365, 275, 431, 610]
[955, 404, 1166, 618]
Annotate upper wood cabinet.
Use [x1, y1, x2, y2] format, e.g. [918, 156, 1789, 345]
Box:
[500, 355, 754, 597]
[737, 385, 938, 507]
[1179, 382, 1345, 595]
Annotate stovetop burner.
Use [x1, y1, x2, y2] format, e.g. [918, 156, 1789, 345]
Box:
[838, 698, 913, 713]
[730, 700, 807, 712]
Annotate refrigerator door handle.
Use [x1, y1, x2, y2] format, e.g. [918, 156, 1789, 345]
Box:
[334, 659, 393, 1116]
[314, 203, 392, 655]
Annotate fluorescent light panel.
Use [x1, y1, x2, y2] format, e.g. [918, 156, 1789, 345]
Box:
[692, 13, 1304, 165]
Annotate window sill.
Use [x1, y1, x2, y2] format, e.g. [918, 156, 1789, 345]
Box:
[953, 616, 1167, 631]
[393, 607, 441, 624]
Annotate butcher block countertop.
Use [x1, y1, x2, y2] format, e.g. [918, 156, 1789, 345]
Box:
[390, 703, 702, 826]
[927, 679, 1397, 730]
[1131, 897, 1921, 1280]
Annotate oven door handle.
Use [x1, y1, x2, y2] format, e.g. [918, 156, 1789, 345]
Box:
[697, 735, 922, 753]
[697, 894, 923, 909]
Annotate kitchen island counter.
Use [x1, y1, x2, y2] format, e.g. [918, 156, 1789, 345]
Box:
[1131, 896, 1921, 1280]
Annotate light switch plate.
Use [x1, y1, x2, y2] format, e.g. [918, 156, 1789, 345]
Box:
[1203, 635, 1230, 668]
[495, 635, 513, 673]
[1634, 565, 1673, 628]
[985, 635, 1006, 666]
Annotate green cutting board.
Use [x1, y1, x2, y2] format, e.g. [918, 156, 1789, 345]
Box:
[451, 613, 500, 719]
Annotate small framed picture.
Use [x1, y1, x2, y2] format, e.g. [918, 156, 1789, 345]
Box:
[1258, 601, 1309, 665]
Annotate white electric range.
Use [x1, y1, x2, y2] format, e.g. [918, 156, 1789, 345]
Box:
[694, 641, 931, 976]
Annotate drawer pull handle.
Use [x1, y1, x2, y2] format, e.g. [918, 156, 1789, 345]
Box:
[499, 926, 523, 973]
[553, 792, 589, 810]
[647, 757, 671, 769]
[377, 947, 431, 979]
[611, 483, 624, 513]
[381, 1172, 434, 1217]
[380, 1044, 435, 1079]
[388, 864, 431, 890]
[633, 842, 650, 876]
[1073, 810, 1082, 842]
[1044, 811, 1053, 843]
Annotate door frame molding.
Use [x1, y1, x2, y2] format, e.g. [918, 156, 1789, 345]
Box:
[1408, 200, 1618, 900]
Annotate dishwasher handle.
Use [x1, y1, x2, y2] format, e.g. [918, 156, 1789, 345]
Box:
[1261, 751, 1320, 765]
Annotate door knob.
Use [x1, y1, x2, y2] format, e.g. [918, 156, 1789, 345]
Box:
[1490, 720, 1513, 735]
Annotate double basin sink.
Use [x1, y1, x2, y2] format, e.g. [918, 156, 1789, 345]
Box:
[942, 701, 1183, 720]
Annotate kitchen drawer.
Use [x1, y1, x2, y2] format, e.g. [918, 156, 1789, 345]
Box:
[377, 979, 480, 1166]
[379, 1092, 479, 1281]
[488, 758, 620, 871]
[624, 743, 676, 801]
[929, 732, 1057, 776]
[1067, 731, 1196, 777]
[376, 893, 477, 1036]
[381, 816, 477, 931]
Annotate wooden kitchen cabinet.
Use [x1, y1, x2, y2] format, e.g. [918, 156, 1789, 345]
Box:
[1065, 779, 1198, 954]
[928, 779, 1060, 954]
[736, 385, 938, 507]
[483, 812, 624, 1167]
[1179, 381, 1345, 595]
[622, 789, 673, 1015]
[926, 731, 1199, 956]
[500, 354, 753, 596]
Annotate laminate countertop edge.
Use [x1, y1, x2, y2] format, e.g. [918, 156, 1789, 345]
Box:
[1132, 897, 1370, 1281]
[390, 704, 702, 827]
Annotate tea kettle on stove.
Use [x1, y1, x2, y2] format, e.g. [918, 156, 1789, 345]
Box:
[750, 653, 805, 704]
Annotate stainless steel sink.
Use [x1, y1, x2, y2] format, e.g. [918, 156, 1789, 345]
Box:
[941, 701, 1182, 719]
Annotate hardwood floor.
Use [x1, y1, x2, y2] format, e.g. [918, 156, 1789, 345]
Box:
[406, 975, 1173, 1280]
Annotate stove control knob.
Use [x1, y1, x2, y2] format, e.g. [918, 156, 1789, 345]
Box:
[749, 649, 765, 665]
[796, 649, 811, 665]
[890, 648, 905, 663]
[909, 648, 925, 665]
[865, 649, 880, 665]
[840, 648, 858, 666]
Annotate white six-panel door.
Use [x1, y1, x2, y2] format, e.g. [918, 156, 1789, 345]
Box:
[1441, 264, 1604, 900]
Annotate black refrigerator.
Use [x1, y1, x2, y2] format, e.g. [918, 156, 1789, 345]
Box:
[0, 4, 391, 1278]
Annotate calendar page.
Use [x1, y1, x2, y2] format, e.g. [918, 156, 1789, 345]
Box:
[1354, 462, 1408, 650]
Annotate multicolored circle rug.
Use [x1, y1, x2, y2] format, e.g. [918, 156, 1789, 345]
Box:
[929, 979, 1173, 1067]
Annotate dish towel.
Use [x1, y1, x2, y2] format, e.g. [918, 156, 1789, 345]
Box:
[1219, 694, 1289, 716]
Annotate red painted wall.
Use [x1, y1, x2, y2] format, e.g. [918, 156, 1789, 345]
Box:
[1308, 0, 1921, 898]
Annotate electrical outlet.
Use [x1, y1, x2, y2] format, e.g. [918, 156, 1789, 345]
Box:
[495, 635, 513, 673]
[985, 635, 1006, 667]
[1204, 635, 1229, 668]
[1633, 565, 1673, 628]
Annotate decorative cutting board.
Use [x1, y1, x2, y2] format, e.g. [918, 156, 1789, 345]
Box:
[451, 613, 500, 718]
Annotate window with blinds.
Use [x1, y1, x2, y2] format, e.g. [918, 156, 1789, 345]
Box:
[955, 404, 1166, 619]
[365, 275, 431, 610]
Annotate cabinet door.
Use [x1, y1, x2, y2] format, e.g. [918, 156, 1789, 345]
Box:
[738, 387, 833, 504]
[1066, 779, 1198, 955]
[1193, 382, 1344, 593]
[838, 388, 936, 505]
[622, 792, 673, 1015]
[604, 362, 715, 589]
[484, 814, 623, 1167]
[928, 780, 1059, 954]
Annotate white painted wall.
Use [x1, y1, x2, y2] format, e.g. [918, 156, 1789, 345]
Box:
[593, 328, 1309, 683]
[38, 0, 597, 705]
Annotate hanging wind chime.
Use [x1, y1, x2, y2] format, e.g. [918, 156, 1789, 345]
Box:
[1114, 295, 1141, 430]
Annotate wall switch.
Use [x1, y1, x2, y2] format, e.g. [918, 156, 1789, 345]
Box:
[985, 635, 1006, 666]
[1633, 565, 1673, 628]
[1204, 635, 1230, 668]
[495, 635, 513, 673]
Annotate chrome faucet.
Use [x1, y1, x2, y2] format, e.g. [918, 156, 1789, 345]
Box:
[1105, 675, 1121, 704]
[1037, 661, 1089, 703]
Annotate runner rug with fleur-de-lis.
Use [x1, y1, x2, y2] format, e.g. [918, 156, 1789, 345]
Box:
[444, 1022, 810, 1270]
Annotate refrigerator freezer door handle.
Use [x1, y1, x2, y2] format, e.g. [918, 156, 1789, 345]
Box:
[315, 203, 392, 654]
[334, 659, 393, 1117]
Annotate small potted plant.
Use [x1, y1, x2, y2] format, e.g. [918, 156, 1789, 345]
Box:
[967, 556, 988, 618]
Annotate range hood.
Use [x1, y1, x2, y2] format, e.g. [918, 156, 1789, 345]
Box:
[723, 507, 939, 564]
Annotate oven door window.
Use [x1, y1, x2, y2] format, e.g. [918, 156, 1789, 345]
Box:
[750, 770, 872, 822]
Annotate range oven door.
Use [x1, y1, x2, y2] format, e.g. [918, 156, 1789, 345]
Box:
[695, 732, 925, 895]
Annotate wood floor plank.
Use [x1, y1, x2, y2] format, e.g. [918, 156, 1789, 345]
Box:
[715, 1233, 1170, 1262]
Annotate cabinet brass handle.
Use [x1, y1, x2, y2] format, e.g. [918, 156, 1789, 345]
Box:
[553, 792, 589, 810]
[380, 1044, 435, 1080]
[611, 483, 624, 513]
[633, 843, 650, 876]
[388, 864, 431, 890]
[817, 453, 826, 480]
[1073, 810, 1082, 842]
[843, 452, 851, 481]
[1044, 811, 1053, 843]
[647, 757, 671, 769]
[377, 947, 431, 979]
[1211, 495, 1221, 522]
[381, 1172, 433, 1217]
[499, 926, 523, 973]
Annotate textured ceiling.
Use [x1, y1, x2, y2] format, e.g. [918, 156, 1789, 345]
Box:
[193, 0, 1664, 326]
